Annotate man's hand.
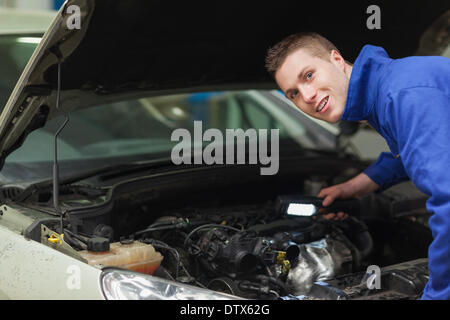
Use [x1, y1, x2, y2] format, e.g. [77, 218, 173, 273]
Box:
[317, 173, 380, 220]
[322, 212, 349, 220]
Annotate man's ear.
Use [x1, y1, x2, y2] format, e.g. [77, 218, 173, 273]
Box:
[330, 50, 346, 72]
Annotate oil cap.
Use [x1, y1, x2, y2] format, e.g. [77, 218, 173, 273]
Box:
[87, 237, 110, 252]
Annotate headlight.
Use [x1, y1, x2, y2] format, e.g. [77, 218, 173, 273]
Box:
[100, 268, 242, 300]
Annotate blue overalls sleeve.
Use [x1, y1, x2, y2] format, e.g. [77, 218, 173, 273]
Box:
[386, 87, 450, 300]
[363, 152, 409, 190]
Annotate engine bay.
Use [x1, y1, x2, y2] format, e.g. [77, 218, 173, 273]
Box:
[16, 166, 433, 300]
[116, 199, 430, 300]
[130, 201, 373, 299]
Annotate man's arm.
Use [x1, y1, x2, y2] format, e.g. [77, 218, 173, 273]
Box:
[363, 152, 409, 191]
[317, 150, 409, 207]
[317, 171, 380, 207]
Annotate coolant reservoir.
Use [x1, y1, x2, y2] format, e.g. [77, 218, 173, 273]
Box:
[79, 240, 163, 275]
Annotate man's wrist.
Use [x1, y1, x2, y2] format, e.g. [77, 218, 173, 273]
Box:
[347, 172, 380, 197]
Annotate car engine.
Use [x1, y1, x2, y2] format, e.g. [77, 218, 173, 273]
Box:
[19, 169, 432, 300]
[99, 197, 384, 299]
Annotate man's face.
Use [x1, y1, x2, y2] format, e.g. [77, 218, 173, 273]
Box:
[275, 48, 351, 123]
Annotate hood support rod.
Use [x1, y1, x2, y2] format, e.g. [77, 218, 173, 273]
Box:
[52, 54, 70, 236]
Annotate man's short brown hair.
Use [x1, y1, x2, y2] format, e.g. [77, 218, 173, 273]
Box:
[265, 32, 341, 77]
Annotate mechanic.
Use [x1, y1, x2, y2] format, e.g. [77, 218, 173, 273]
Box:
[265, 32, 450, 300]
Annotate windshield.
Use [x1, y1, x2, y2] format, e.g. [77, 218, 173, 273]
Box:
[0, 34, 41, 112]
[2, 90, 337, 181]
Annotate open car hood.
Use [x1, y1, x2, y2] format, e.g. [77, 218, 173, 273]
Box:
[0, 0, 448, 169]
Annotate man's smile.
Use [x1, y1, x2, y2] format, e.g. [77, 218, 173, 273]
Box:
[275, 48, 352, 123]
[316, 95, 329, 113]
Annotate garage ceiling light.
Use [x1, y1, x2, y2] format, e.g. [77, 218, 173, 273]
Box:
[16, 37, 41, 44]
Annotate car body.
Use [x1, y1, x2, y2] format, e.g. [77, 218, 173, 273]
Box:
[0, 0, 448, 300]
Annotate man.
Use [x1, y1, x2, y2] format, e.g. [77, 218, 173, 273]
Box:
[265, 32, 450, 300]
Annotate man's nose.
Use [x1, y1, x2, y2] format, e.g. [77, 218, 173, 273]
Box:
[299, 85, 317, 103]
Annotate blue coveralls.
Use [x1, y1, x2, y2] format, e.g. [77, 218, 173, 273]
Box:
[341, 45, 450, 299]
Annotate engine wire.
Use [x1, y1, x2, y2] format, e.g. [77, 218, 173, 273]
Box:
[144, 239, 181, 279]
[143, 238, 207, 289]
[183, 224, 241, 248]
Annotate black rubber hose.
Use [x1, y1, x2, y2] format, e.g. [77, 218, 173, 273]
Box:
[134, 224, 182, 236]
[64, 228, 89, 244]
[336, 217, 374, 261]
[353, 230, 374, 259]
[249, 274, 290, 295]
[63, 229, 86, 250]
[183, 224, 240, 247]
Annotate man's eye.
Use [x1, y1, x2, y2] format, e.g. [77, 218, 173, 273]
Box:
[306, 72, 313, 80]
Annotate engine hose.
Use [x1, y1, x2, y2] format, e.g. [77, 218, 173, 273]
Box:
[63, 229, 86, 250]
[64, 228, 89, 244]
[237, 280, 282, 299]
[352, 230, 374, 259]
[332, 217, 374, 261]
[248, 274, 289, 295]
[183, 224, 241, 247]
[134, 224, 183, 236]
[151, 243, 181, 279]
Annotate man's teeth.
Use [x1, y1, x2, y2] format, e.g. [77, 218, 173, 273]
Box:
[317, 96, 329, 112]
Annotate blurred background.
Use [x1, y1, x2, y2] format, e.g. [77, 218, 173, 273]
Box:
[0, 0, 63, 11]
[0, 1, 448, 161]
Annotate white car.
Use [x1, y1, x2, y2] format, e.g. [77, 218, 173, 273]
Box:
[0, 0, 447, 300]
